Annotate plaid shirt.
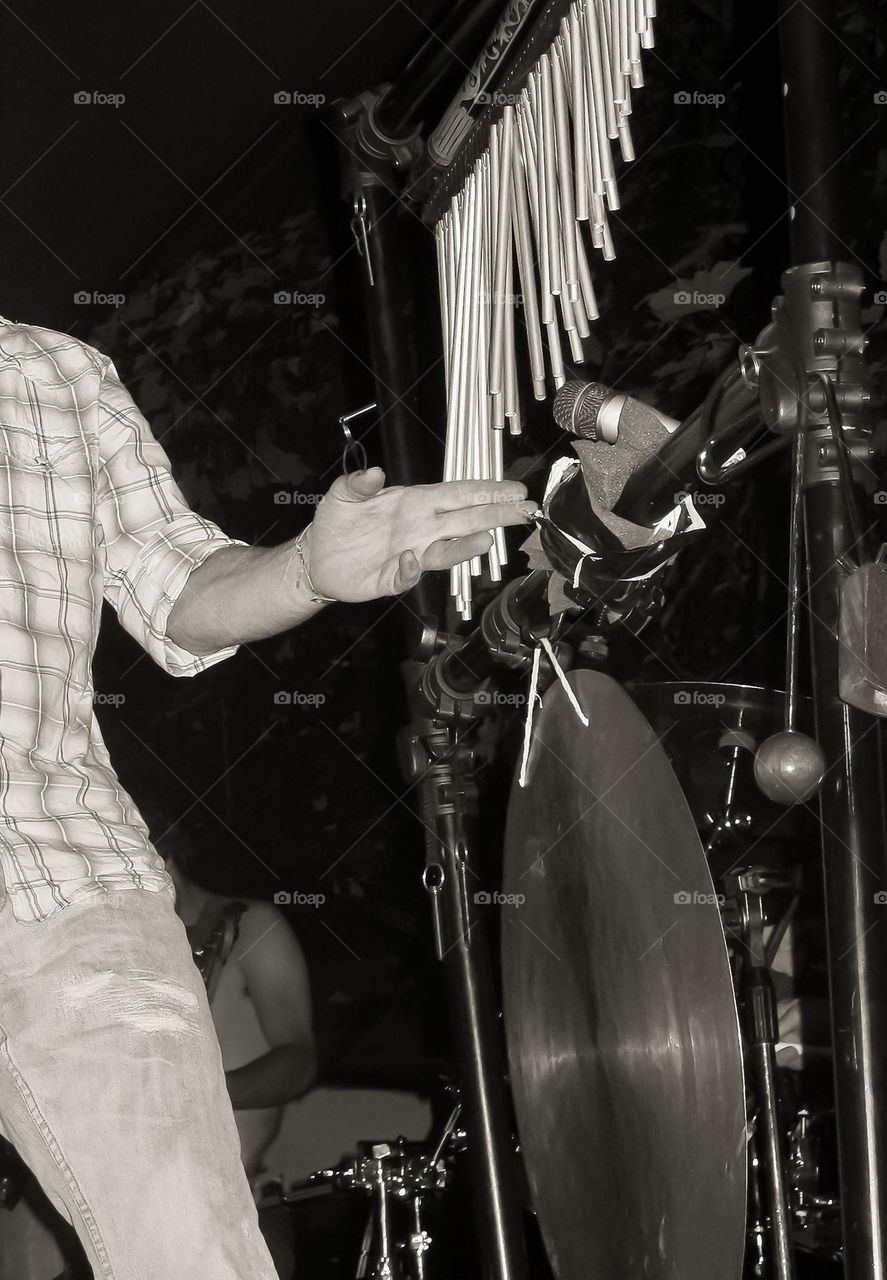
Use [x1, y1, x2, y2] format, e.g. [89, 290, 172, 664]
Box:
[0, 317, 239, 922]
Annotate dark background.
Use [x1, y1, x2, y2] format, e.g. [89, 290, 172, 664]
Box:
[0, 0, 885, 1074]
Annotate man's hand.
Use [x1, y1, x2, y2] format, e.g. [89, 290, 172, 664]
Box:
[303, 469, 536, 602]
[169, 471, 536, 655]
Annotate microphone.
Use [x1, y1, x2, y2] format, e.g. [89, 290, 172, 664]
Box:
[539, 381, 701, 630]
[553, 379, 679, 446]
[614, 409, 723, 528]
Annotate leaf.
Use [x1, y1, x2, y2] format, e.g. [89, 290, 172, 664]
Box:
[176, 293, 205, 327]
[646, 260, 753, 321]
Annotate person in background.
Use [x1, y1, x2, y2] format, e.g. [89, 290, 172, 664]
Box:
[164, 838, 316, 1279]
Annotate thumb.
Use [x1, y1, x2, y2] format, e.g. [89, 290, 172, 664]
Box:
[342, 467, 386, 501]
[392, 549, 422, 594]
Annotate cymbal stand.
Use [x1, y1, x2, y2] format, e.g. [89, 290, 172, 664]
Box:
[724, 868, 798, 1280]
[401, 571, 568, 1280]
[311, 1115, 462, 1280]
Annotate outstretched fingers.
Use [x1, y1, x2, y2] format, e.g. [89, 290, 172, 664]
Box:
[427, 501, 536, 542]
[429, 479, 528, 510]
[422, 531, 495, 573]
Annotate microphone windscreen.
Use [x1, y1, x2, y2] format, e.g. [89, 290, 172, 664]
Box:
[553, 381, 623, 443]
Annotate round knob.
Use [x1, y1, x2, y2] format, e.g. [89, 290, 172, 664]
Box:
[754, 731, 826, 805]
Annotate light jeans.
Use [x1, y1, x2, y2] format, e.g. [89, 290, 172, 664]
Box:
[0, 888, 279, 1279]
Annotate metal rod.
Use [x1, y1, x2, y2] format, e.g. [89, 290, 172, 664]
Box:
[331, 123, 441, 622]
[804, 480, 887, 1280]
[421, 751, 531, 1280]
[740, 892, 796, 1280]
[754, 1045, 796, 1279]
[778, 0, 843, 260]
[779, 3, 887, 1275]
[785, 424, 805, 733]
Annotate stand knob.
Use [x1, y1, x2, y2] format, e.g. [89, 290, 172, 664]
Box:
[754, 730, 825, 805]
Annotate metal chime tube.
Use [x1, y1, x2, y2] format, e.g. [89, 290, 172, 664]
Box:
[433, 0, 655, 615]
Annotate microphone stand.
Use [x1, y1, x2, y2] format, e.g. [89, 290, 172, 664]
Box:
[774, 5, 887, 1276]
[399, 570, 559, 1280]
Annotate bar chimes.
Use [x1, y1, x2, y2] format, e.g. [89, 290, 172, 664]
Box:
[432, 0, 656, 616]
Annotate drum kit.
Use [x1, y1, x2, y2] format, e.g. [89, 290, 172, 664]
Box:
[265, 672, 841, 1280]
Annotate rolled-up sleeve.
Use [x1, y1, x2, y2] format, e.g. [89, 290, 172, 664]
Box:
[96, 357, 244, 676]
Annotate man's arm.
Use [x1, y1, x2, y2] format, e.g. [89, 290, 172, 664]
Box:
[168, 468, 535, 656]
[224, 902, 317, 1110]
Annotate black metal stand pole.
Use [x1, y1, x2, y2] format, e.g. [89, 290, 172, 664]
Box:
[738, 888, 796, 1280]
[419, 740, 530, 1280]
[329, 119, 441, 621]
[778, 3, 887, 1274]
[804, 463, 887, 1280]
[400, 581, 566, 1280]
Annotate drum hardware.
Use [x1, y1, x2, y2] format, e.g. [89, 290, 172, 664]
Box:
[722, 869, 798, 1280]
[628, 683, 816, 867]
[788, 1109, 839, 1219]
[702, 728, 757, 858]
[306, 1103, 465, 1280]
[751, 394, 825, 808]
[747, 1131, 769, 1280]
[786, 1108, 843, 1264]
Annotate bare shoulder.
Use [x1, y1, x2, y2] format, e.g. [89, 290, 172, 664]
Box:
[232, 899, 306, 965]
[238, 897, 288, 935]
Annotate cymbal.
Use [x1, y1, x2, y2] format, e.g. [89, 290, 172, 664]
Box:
[628, 681, 814, 845]
[627, 680, 812, 741]
[502, 670, 746, 1280]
